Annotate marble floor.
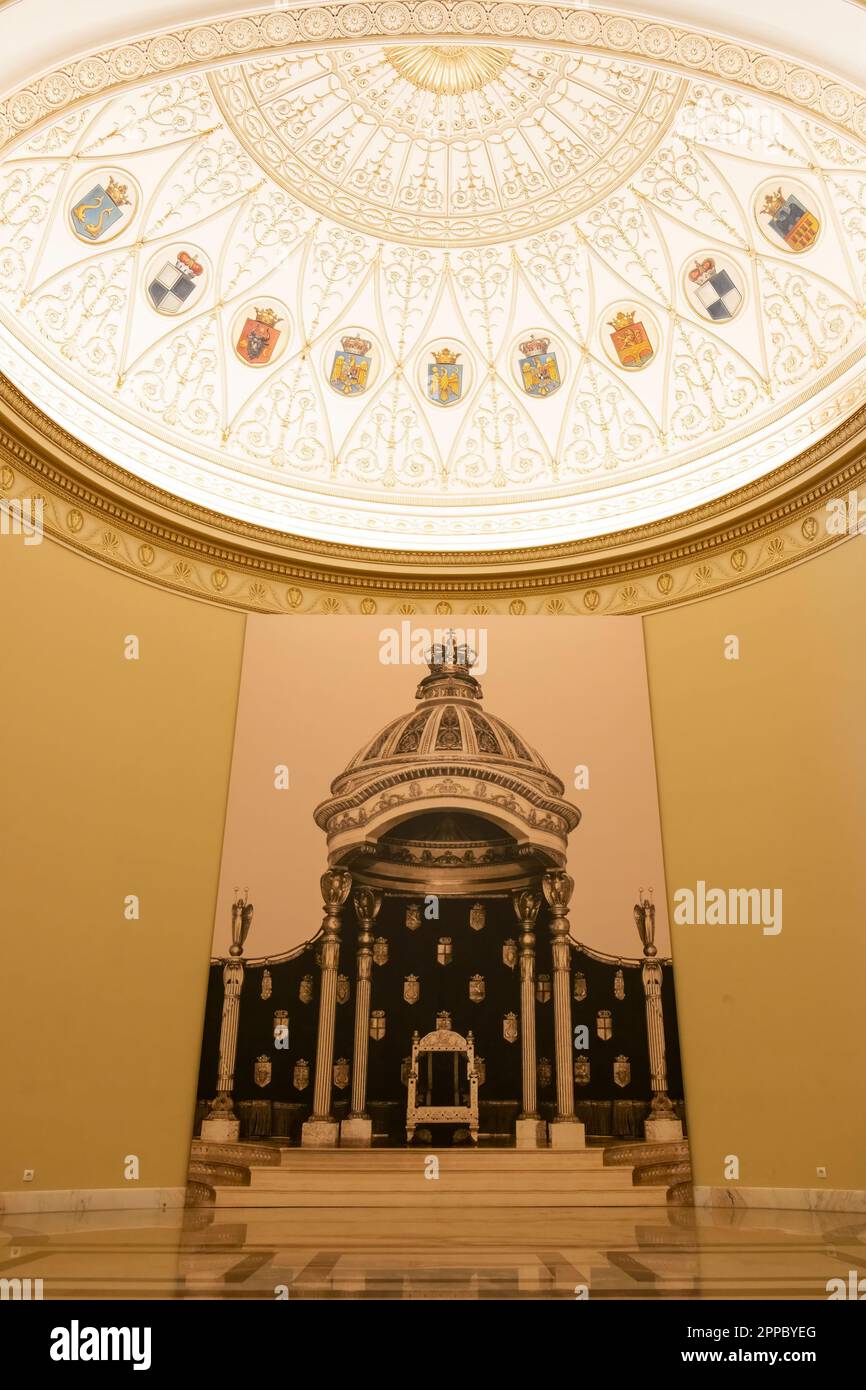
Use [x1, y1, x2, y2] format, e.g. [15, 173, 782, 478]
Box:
[2, 1204, 864, 1300]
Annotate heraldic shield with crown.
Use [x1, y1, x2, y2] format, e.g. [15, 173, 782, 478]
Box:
[329, 335, 372, 395]
[518, 336, 561, 397]
[427, 346, 463, 405]
[69, 176, 131, 241]
[236, 306, 283, 365]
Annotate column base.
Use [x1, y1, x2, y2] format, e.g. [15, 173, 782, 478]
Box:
[200, 1118, 240, 1143]
[301, 1118, 340, 1148]
[515, 1118, 547, 1149]
[340, 1117, 373, 1148]
[645, 1117, 684, 1143]
[549, 1118, 587, 1150]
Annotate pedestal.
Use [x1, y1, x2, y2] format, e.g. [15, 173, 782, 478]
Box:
[200, 1117, 240, 1143]
[549, 1118, 586, 1150]
[645, 1117, 684, 1143]
[340, 1117, 373, 1148]
[515, 1117, 547, 1149]
[301, 1117, 340, 1148]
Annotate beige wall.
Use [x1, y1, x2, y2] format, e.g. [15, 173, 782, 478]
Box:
[1, 529, 864, 1200]
[644, 538, 866, 1193]
[0, 538, 244, 1197]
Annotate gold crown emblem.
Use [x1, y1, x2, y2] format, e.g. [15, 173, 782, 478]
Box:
[520, 336, 549, 356]
[341, 335, 371, 355]
[688, 258, 716, 285]
[432, 346, 460, 364]
[762, 188, 785, 216]
[105, 177, 130, 207]
[253, 306, 281, 328]
[608, 310, 637, 331]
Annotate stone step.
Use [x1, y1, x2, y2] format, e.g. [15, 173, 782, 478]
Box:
[276, 1147, 609, 1170]
[213, 1185, 668, 1209]
[246, 1165, 638, 1193]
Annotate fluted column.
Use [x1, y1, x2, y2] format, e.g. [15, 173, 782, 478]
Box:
[302, 868, 352, 1148]
[542, 869, 585, 1148]
[342, 885, 382, 1147]
[513, 888, 546, 1147]
[634, 890, 683, 1142]
[202, 895, 253, 1141]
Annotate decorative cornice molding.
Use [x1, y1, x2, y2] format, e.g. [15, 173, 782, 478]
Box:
[2, 368, 864, 613]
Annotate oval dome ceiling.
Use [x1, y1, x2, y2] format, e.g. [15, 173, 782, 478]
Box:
[1, 13, 865, 554]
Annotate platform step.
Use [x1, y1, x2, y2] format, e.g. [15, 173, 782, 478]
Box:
[247, 1167, 638, 1194]
[212, 1185, 667, 1209]
[277, 1148, 609, 1171]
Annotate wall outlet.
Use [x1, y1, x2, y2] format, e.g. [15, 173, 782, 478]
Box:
[816, 1166, 827, 1178]
[22, 1169, 34, 1181]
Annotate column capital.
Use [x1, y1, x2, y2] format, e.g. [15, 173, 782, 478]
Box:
[542, 869, 574, 917]
[512, 887, 541, 926]
[353, 885, 382, 926]
[321, 867, 352, 913]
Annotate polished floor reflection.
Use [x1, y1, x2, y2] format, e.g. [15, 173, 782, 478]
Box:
[2, 1204, 864, 1300]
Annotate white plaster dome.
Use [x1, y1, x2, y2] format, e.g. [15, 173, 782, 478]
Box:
[0, 15, 865, 554]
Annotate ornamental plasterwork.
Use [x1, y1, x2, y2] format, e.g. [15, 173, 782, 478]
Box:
[1, 60, 865, 549]
[1, 6, 866, 588]
[208, 49, 686, 244]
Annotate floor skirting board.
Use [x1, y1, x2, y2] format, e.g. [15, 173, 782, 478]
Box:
[0, 1187, 186, 1215]
[692, 1186, 866, 1213]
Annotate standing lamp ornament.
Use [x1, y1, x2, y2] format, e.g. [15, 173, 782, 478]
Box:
[542, 870, 586, 1149]
[202, 891, 253, 1142]
[634, 888, 683, 1143]
[302, 868, 353, 1147]
[342, 884, 382, 1147]
[513, 887, 547, 1148]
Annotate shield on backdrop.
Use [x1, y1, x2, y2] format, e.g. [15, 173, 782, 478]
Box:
[502, 938, 518, 970]
[597, 1009, 612, 1041]
[299, 974, 314, 1004]
[437, 937, 453, 966]
[369, 1010, 386, 1041]
[260, 967, 272, 1000]
[403, 974, 420, 1005]
[405, 902, 422, 931]
[469, 973, 485, 1003]
[503, 1011, 518, 1044]
[614, 968, 625, 1001]
[254, 1055, 272, 1088]
[293, 1058, 310, 1091]
[336, 974, 350, 1005]
[535, 974, 552, 1005]
[613, 1055, 631, 1088]
[537, 1057, 553, 1090]
[573, 971, 587, 1002]
[574, 1054, 591, 1086]
[372, 936, 389, 965]
[469, 902, 486, 932]
[333, 1058, 350, 1090]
